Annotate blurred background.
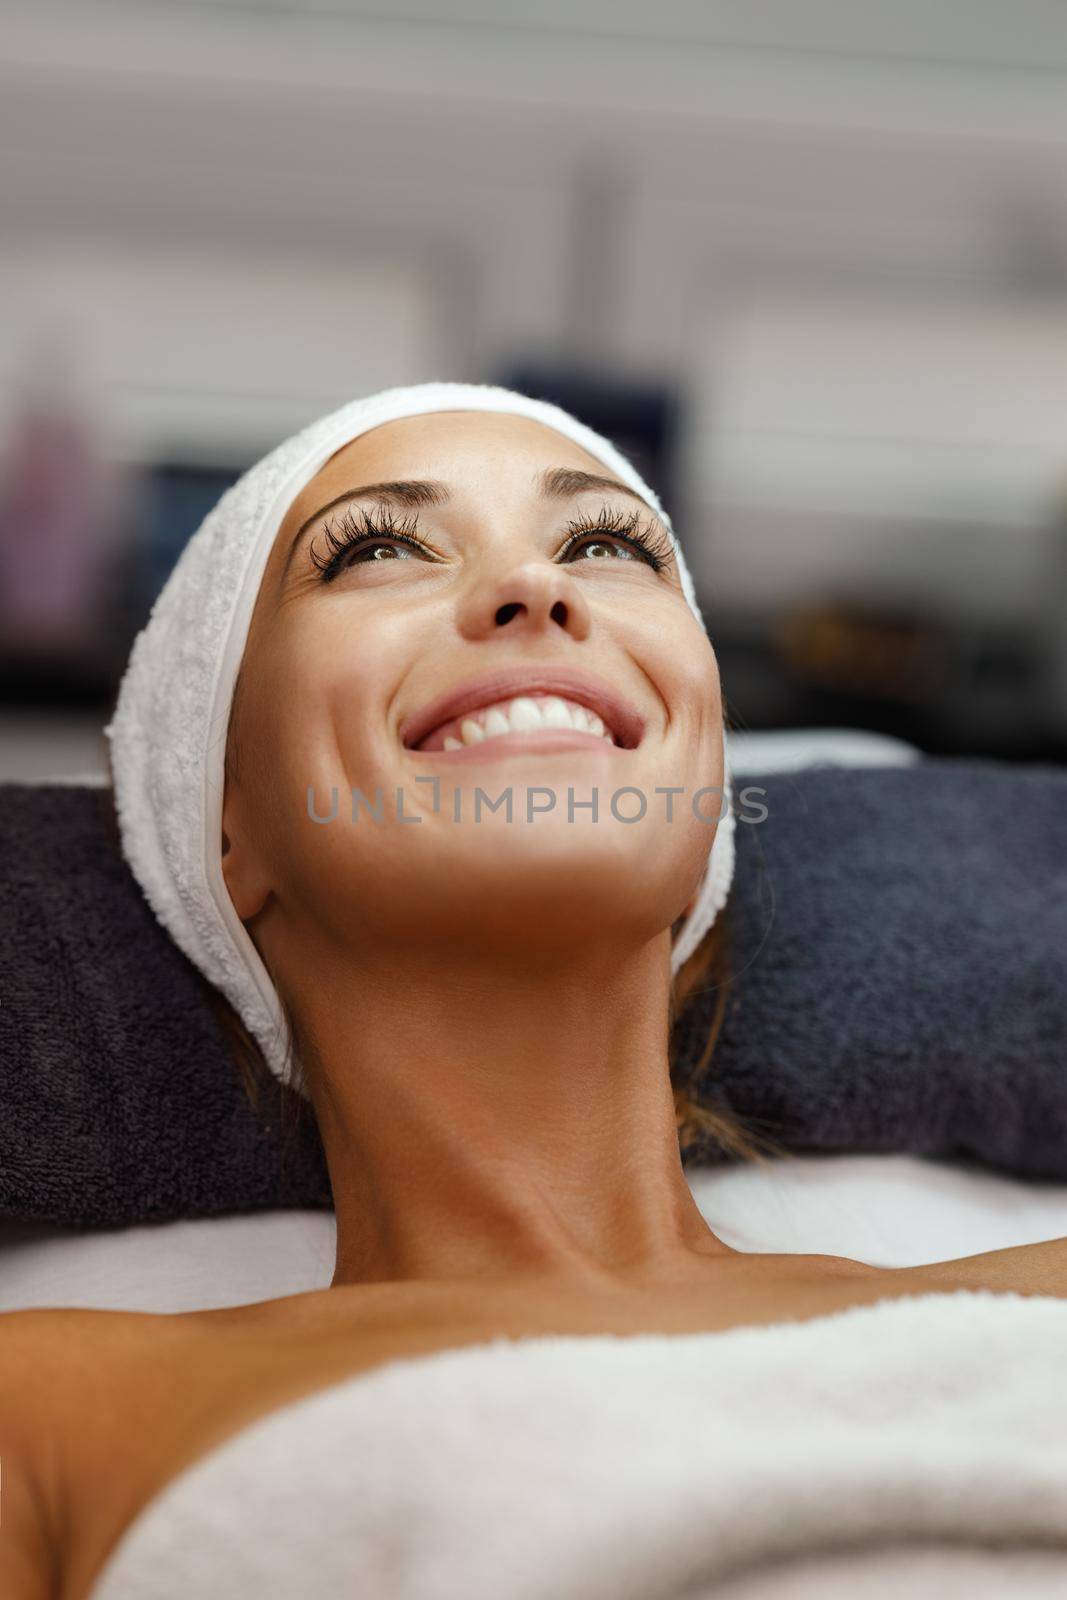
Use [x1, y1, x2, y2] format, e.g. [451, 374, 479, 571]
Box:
[2, 0, 1066, 781]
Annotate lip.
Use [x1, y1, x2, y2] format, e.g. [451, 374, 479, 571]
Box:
[399, 666, 647, 753]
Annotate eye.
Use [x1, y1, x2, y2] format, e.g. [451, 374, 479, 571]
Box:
[558, 507, 675, 573]
[346, 541, 418, 565]
[308, 500, 678, 584]
[567, 536, 647, 564]
[310, 506, 440, 584]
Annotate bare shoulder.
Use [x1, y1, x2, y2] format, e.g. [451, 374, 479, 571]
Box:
[0, 1290, 409, 1600]
[0, 1305, 208, 1600]
[888, 1235, 1067, 1297]
[0, 1309, 116, 1600]
[0, 1310, 70, 1599]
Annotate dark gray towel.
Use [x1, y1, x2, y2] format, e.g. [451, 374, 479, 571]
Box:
[1, 758, 1065, 1227]
[675, 759, 1067, 1179]
[1, 782, 331, 1225]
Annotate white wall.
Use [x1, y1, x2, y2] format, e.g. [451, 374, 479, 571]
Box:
[678, 296, 1067, 620]
[0, 239, 442, 464]
[3, 0, 1067, 626]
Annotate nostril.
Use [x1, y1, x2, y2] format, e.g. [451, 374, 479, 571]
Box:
[493, 599, 570, 627]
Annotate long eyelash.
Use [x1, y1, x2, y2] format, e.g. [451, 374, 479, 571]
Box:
[559, 505, 675, 572]
[310, 505, 436, 582]
[309, 501, 676, 583]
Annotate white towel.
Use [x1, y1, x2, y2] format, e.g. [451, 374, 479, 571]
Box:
[104, 381, 735, 1091]
[88, 1289, 1067, 1599]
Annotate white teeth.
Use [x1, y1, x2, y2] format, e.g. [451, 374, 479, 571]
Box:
[538, 696, 575, 730]
[507, 696, 543, 733]
[439, 695, 619, 748]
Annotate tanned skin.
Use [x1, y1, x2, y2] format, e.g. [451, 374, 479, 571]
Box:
[6, 412, 1061, 1600]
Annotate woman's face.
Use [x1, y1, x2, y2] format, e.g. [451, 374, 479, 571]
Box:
[222, 409, 724, 975]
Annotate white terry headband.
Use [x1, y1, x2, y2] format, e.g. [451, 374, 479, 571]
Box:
[105, 381, 735, 1092]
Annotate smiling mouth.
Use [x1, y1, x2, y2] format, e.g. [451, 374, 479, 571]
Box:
[410, 693, 622, 754]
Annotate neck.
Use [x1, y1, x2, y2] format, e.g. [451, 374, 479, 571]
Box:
[279, 932, 736, 1293]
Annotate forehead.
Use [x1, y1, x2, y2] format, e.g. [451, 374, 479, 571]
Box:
[279, 409, 611, 540]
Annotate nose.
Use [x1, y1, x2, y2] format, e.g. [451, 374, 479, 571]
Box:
[458, 559, 593, 643]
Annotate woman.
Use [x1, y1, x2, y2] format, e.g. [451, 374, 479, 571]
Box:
[2, 384, 1064, 1600]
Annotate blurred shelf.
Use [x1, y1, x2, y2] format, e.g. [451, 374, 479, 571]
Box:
[728, 727, 922, 775]
[711, 607, 1067, 766]
[0, 710, 109, 784]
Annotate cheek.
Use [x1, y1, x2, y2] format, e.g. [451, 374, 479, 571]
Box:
[675, 639, 725, 756]
[664, 653, 726, 868]
[650, 611, 723, 753]
[236, 627, 359, 812]
[273, 619, 425, 865]
[684, 622, 722, 716]
[621, 615, 725, 876]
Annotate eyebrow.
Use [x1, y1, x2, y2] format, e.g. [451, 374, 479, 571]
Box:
[279, 466, 657, 584]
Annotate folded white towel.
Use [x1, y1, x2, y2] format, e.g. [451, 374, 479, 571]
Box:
[88, 1289, 1067, 1600]
[104, 381, 735, 1091]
